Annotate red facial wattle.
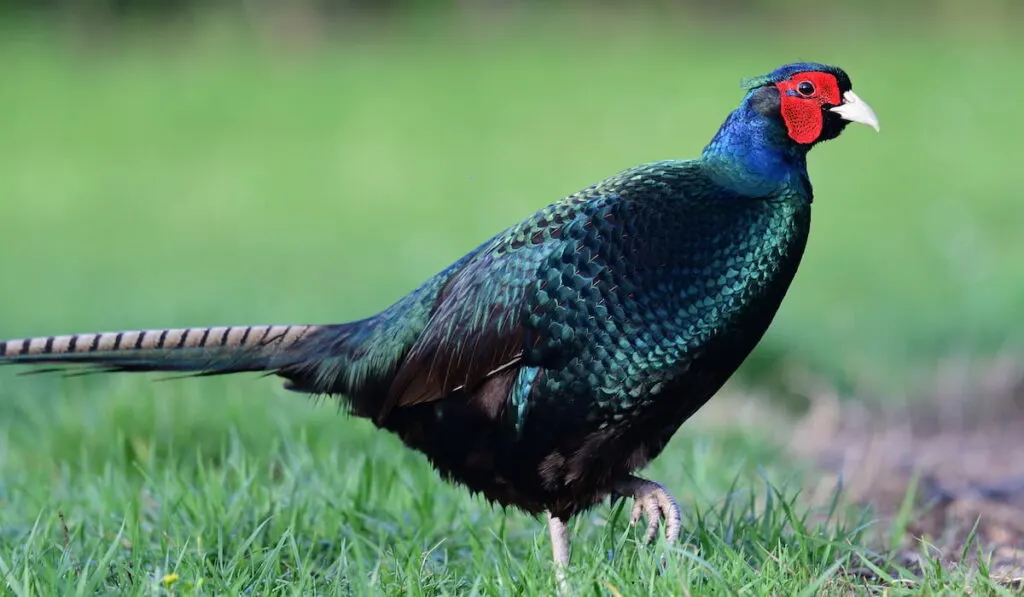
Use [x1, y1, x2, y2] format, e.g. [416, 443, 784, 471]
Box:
[775, 72, 842, 144]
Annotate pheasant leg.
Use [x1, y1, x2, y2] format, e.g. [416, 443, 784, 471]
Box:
[547, 512, 570, 594]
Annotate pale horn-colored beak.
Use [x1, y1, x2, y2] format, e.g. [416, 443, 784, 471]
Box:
[829, 90, 880, 132]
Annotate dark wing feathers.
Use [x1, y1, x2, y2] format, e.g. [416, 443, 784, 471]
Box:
[380, 196, 593, 419]
[382, 242, 548, 414]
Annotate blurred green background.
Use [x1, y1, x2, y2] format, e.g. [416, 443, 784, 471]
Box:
[0, 2, 1021, 593]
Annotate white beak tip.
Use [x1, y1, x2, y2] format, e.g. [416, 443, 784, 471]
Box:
[830, 90, 880, 133]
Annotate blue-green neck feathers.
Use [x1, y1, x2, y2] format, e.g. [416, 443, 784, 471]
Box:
[701, 99, 808, 196]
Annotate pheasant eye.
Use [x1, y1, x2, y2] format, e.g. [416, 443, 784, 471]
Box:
[797, 81, 815, 96]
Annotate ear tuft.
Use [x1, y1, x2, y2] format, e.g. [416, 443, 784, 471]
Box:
[740, 75, 772, 90]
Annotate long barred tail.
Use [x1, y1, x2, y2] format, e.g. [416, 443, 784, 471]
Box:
[0, 324, 324, 376]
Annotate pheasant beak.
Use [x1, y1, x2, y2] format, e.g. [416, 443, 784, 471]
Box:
[829, 90, 880, 132]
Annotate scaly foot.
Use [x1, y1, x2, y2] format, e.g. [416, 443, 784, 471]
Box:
[614, 476, 683, 544]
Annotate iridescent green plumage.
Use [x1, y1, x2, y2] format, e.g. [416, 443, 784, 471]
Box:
[298, 158, 812, 518]
[0, 62, 879, 583]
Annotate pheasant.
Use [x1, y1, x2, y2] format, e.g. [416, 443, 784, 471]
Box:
[0, 62, 878, 584]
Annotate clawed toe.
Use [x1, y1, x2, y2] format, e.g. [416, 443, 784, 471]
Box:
[616, 476, 683, 544]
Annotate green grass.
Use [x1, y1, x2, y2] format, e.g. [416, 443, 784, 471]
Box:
[0, 10, 1022, 595]
[0, 381, 868, 595]
[0, 385, 1016, 595]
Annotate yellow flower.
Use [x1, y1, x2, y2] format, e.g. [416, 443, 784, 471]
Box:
[161, 573, 180, 586]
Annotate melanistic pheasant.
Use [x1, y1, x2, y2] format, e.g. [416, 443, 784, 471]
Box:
[0, 62, 877, 580]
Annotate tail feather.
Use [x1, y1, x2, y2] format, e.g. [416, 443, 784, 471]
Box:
[0, 324, 323, 376]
